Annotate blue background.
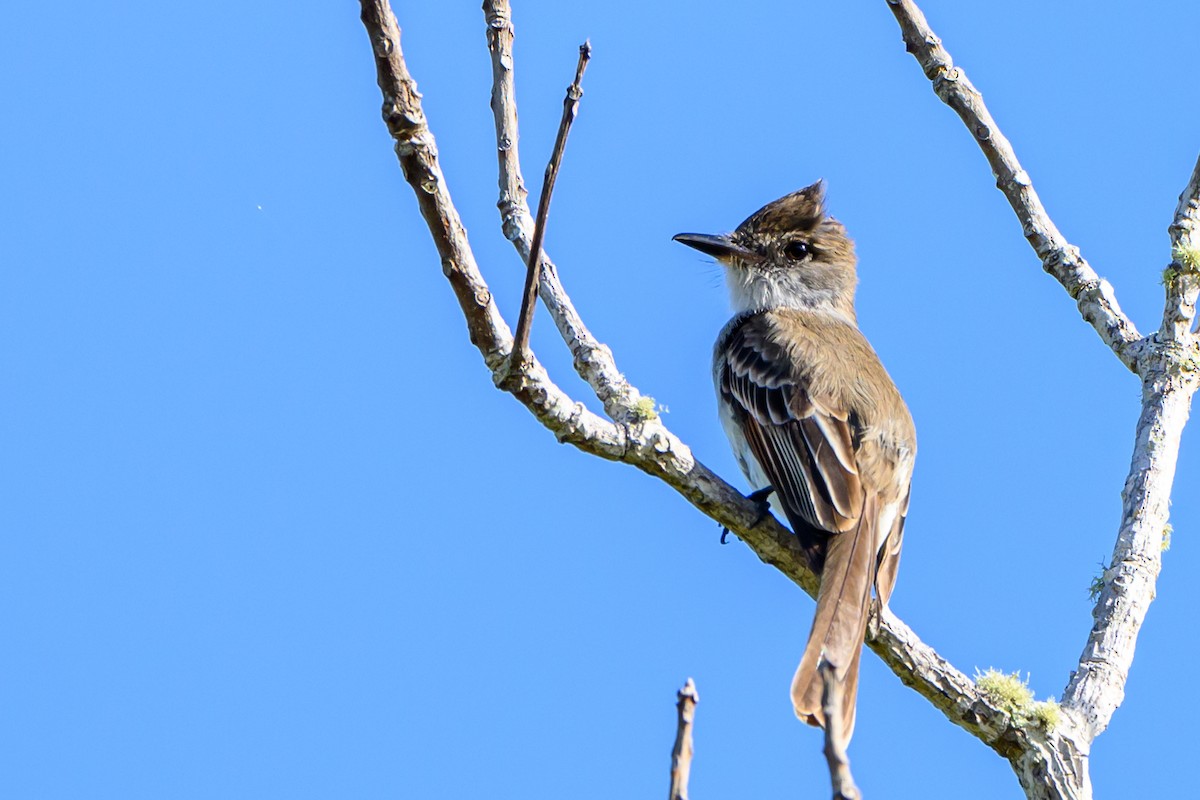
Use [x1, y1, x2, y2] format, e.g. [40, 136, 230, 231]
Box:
[4, 1, 1198, 797]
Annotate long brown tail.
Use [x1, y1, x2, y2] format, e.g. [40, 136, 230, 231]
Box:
[790, 496, 876, 740]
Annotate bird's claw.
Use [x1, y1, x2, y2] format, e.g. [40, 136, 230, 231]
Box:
[719, 486, 774, 544]
[747, 486, 774, 527]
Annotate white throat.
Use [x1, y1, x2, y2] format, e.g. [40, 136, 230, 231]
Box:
[725, 267, 851, 321]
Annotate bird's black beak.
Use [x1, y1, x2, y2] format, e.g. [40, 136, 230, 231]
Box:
[672, 233, 754, 262]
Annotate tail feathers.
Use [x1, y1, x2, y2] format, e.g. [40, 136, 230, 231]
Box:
[790, 498, 876, 740]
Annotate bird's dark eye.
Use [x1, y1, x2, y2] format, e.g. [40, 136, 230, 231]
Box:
[783, 240, 811, 260]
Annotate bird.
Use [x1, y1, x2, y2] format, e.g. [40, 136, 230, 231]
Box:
[673, 181, 915, 739]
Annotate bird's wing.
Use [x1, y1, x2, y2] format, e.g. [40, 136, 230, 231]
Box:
[873, 483, 910, 608]
[719, 314, 865, 534]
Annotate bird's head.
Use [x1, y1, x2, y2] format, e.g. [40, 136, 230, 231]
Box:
[673, 180, 858, 317]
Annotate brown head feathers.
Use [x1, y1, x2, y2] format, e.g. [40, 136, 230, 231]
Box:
[729, 181, 856, 274]
[736, 180, 830, 236]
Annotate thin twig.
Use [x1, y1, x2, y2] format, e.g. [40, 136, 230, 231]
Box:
[820, 661, 860, 800]
[510, 42, 592, 367]
[483, 0, 529, 243]
[669, 679, 699, 800]
[884, 0, 1144, 373]
[483, 1, 640, 420]
[1163, 154, 1200, 340]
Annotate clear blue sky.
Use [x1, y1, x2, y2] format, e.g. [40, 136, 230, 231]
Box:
[4, 1, 1198, 797]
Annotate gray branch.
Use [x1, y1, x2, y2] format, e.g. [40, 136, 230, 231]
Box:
[1162, 155, 1200, 340]
[883, 0, 1143, 373]
[1058, 354, 1194, 742]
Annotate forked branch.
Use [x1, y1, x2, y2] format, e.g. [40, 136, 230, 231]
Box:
[484, 0, 640, 419]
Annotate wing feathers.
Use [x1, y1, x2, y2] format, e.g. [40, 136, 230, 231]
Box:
[721, 319, 864, 535]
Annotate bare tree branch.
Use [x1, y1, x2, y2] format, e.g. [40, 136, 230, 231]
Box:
[669, 679, 698, 800]
[483, 0, 642, 421]
[1162, 155, 1200, 341]
[883, 0, 1144, 373]
[820, 662, 860, 800]
[1059, 364, 1194, 743]
[360, 0, 508, 373]
[510, 42, 591, 366]
[1057, 154, 1200, 744]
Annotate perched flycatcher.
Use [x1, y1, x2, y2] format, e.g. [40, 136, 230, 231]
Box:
[674, 181, 915, 739]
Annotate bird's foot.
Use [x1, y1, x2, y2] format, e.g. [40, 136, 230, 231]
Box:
[720, 486, 774, 544]
[747, 486, 774, 526]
